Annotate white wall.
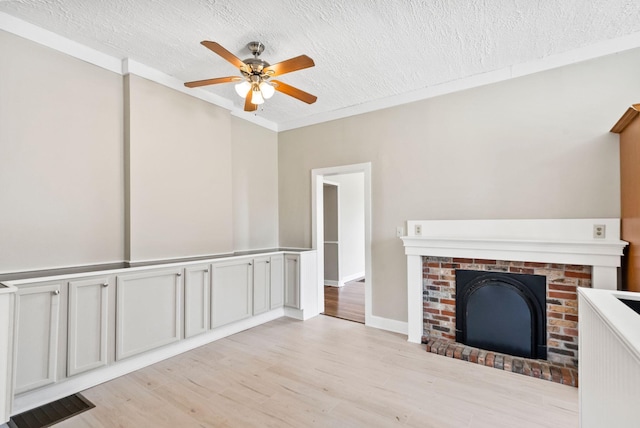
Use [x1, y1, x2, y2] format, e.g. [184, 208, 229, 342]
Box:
[331, 173, 365, 282]
[279, 48, 639, 322]
[0, 30, 124, 272]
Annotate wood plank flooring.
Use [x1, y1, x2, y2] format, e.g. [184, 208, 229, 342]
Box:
[323, 280, 365, 323]
[56, 316, 577, 427]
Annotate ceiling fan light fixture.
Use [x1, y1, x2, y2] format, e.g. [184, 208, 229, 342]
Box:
[234, 81, 252, 98]
[259, 81, 275, 99]
[251, 87, 265, 105]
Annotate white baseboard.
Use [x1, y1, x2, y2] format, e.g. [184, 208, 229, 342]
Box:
[324, 280, 340, 287]
[340, 272, 365, 285]
[366, 315, 408, 336]
[12, 308, 286, 415]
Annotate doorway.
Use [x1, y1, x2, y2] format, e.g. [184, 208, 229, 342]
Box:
[311, 163, 372, 325]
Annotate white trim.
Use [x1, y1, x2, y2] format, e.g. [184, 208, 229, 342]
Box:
[324, 280, 340, 287]
[401, 218, 628, 344]
[0, 12, 122, 74]
[2, 12, 640, 132]
[312, 163, 372, 326]
[340, 271, 365, 285]
[12, 308, 286, 415]
[366, 315, 408, 335]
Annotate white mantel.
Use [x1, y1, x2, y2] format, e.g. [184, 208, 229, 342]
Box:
[401, 219, 628, 344]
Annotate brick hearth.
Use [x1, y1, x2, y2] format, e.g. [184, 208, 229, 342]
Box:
[422, 256, 591, 386]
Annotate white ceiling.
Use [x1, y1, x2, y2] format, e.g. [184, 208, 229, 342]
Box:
[1, 0, 640, 130]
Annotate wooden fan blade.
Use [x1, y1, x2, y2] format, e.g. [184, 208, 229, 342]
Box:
[184, 76, 239, 88]
[201, 41, 246, 69]
[244, 90, 258, 112]
[263, 55, 314, 77]
[272, 80, 317, 104]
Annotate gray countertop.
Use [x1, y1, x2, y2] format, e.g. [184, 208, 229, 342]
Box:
[0, 248, 313, 282]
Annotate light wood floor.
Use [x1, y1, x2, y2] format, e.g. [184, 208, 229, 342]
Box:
[58, 316, 577, 427]
[323, 280, 365, 323]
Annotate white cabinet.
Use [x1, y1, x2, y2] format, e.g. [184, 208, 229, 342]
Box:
[270, 254, 284, 310]
[211, 259, 253, 328]
[184, 264, 210, 338]
[13, 282, 62, 394]
[253, 256, 270, 315]
[67, 277, 109, 376]
[284, 254, 300, 308]
[116, 268, 182, 360]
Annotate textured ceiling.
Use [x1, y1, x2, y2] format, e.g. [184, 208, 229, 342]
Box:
[2, 0, 640, 128]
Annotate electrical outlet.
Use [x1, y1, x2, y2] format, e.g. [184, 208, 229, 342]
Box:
[396, 226, 404, 238]
[415, 224, 422, 236]
[593, 224, 606, 239]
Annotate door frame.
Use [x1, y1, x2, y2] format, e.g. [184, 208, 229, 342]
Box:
[311, 163, 371, 325]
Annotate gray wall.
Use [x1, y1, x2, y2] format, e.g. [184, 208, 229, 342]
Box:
[0, 30, 124, 272]
[0, 30, 279, 272]
[278, 49, 640, 322]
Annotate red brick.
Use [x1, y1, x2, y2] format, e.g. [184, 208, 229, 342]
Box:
[564, 328, 579, 337]
[425, 308, 441, 315]
[442, 310, 456, 317]
[469, 348, 479, 363]
[524, 262, 549, 268]
[427, 262, 440, 267]
[548, 312, 563, 319]
[565, 314, 578, 322]
[474, 259, 497, 264]
[433, 315, 451, 322]
[453, 258, 473, 263]
[440, 299, 455, 306]
[549, 291, 577, 300]
[565, 264, 589, 272]
[454, 345, 464, 359]
[432, 281, 451, 286]
[548, 283, 577, 292]
[564, 271, 591, 279]
[485, 352, 495, 367]
[427, 274, 439, 280]
[561, 368, 574, 386]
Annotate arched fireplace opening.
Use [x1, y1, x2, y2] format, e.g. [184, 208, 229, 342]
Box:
[455, 270, 547, 360]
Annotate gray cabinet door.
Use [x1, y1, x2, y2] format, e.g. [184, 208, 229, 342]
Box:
[284, 254, 300, 308]
[116, 268, 182, 360]
[211, 259, 253, 328]
[67, 277, 109, 376]
[270, 254, 284, 309]
[253, 256, 270, 315]
[14, 282, 62, 394]
[184, 264, 210, 338]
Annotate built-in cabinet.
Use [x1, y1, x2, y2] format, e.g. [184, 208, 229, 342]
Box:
[116, 268, 183, 361]
[284, 254, 300, 308]
[67, 276, 109, 376]
[13, 282, 62, 395]
[211, 259, 253, 328]
[5, 249, 314, 409]
[184, 264, 210, 338]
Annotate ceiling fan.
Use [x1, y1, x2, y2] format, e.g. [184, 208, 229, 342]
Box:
[184, 41, 318, 112]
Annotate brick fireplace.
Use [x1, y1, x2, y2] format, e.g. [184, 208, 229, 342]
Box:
[401, 219, 627, 386]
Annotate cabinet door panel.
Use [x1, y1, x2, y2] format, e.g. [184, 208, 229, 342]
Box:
[68, 277, 109, 376]
[253, 257, 270, 315]
[284, 255, 300, 308]
[211, 260, 253, 328]
[14, 282, 61, 394]
[184, 265, 210, 338]
[116, 269, 182, 360]
[270, 255, 284, 309]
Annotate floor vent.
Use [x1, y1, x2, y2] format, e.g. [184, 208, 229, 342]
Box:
[9, 393, 95, 428]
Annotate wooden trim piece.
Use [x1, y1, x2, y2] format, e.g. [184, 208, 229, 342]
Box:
[611, 104, 640, 134]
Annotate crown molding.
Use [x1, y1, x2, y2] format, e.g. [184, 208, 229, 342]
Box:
[2, 11, 640, 133]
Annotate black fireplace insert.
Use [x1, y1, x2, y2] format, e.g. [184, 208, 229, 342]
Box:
[455, 270, 547, 359]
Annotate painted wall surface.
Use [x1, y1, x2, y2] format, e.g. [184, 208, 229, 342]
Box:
[231, 117, 279, 251]
[126, 74, 233, 261]
[331, 173, 365, 282]
[278, 49, 640, 322]
[0, 31, 124, 272]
